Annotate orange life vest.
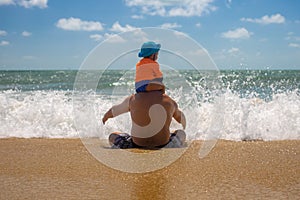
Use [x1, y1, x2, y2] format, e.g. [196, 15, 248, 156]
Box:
[135, 58, 163, 89]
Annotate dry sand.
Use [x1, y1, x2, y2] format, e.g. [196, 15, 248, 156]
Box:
[0, 139, 299, 199]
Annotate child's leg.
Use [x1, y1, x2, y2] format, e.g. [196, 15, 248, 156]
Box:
[136, 85, 148, 93]
[146, 82, 165, 93]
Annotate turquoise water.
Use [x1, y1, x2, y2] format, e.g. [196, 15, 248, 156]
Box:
[1, 70, 299, 98]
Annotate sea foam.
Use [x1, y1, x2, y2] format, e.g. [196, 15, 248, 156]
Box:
[0, 89, 299, 140]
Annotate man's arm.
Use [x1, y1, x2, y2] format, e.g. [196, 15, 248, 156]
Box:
[102, 95, 131, 124]
[172, 101, 186, 130]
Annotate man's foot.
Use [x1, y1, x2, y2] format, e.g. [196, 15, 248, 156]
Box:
[108, 132, 121, 146]
[164, 130, 186, 148]
[174, 130, 186, 145]
[108, 132, 136, 149]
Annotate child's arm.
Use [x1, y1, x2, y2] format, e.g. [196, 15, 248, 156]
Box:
[152, 62, 163, 78]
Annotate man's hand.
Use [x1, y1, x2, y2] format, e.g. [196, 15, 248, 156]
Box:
[102, 115, 108, 124]
[180, 111, 186, 130]
[102, 109, 112, 125]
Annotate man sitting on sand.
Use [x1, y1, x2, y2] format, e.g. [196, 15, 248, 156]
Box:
[102, 91, 186, 149]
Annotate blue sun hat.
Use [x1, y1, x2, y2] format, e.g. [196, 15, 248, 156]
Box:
[138, 41, 161, 57]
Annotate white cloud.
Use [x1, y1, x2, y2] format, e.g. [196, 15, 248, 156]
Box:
[0, 0, 48, 8]
[188, 49, 207, 56]
[285, 32, 300, 42]
[228, 47, 239, 54]
[0, 30, 7, 36]
[103, 33, 126, 43]
[91, 29, 148, 43]
[56, 17, 104, 31]
[0, 0, 15, 6]
[160, 23, 182, 29]
[195, 23, 201, 28]
[126, 0, 167, 16]
[225, 0, 232, 8]
[289, 43, 300, 48]
[19, 0, 47, 8]
[22, 31, 32, 37]
[110, 21, 136, 32]
[90, 34, 102, 41]
[218, 48, 241, 59]
[131, 15, 144, 19]
[130, 29, 149, 42]
[221, 27, 252, 39]
[0, 40, 9, 46]
[241, 13, 285, 25]
[173, 30, 187, 38]
[125, 0, 217, 17]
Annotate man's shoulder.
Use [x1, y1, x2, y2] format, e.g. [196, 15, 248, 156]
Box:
[128, 94, 135, 100]
[162, 94, 176, 104]
[162, 93, 172, 98]
[131, 92, 172, 101]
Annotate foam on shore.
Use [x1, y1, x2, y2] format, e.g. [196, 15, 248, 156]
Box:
[1, 90, 299, 140]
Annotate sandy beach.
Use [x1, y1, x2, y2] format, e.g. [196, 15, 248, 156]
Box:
[0, 139, 299, 199]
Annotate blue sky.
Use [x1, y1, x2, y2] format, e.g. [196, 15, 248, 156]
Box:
[0, 0, 299, 70]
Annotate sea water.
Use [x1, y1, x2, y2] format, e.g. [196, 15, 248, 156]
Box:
[0, 70, 299, 140]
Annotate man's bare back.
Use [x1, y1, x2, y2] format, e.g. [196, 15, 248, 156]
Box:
[102, 91, 186, 148]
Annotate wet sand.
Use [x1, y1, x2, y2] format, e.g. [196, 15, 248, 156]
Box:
[0, 139, 299, 199]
